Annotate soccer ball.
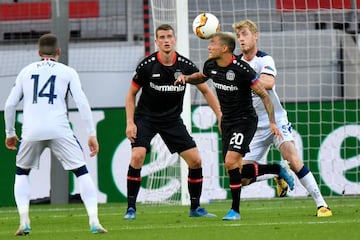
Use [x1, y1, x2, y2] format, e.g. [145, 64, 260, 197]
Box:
[192, 13, 220, 39]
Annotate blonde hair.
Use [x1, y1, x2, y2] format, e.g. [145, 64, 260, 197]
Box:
[232, 19, 258, 34]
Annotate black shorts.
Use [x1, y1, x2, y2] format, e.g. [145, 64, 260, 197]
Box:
[132, 115, 196, 154]
[221, 115, 258, 160]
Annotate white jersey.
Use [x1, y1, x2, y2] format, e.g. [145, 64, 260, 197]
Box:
[241, 51, 288, 128]
[5, 58, 95, 141]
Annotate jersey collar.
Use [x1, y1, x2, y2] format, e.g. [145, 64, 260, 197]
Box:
[41, 57, 56, 61]
[157, 51, 177, 65]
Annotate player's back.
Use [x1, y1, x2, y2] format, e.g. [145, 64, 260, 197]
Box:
[19, 59, 76, 140]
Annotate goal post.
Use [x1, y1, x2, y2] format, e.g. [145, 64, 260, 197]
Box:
[175, 0, 192, 206]
[148, 0, 191, 205]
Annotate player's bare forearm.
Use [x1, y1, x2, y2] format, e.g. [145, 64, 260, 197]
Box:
[175, 72, 206, 85]
[125, 92, 138, 142]
[251, 81, 281, 137]
[197, 83, 222, 120]
[252, 82, 274, 121]
[262, 97, 282, 138]
[261, 95, 275, 124]
[125, 86, 138, 125]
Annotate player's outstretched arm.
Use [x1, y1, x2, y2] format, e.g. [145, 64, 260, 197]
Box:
[174, 72, 206, 85]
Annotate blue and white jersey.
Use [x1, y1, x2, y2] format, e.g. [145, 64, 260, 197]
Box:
[240, 51, 288, 128]
[5, 58, 95, 141]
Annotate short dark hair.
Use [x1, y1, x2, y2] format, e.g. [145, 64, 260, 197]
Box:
[155, 24, 175, 38]
[38, 33, 59, 56]
[210, 32, 236, 53]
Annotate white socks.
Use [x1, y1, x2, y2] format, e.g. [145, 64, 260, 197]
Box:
[14, 174, 30, 226]
[299, 172, 328, 208]
[77, 174, 100, 226]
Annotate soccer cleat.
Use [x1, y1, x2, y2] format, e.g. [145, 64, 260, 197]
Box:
[189, 207, 216, 217]
[90, 223, 107, 234]
[316, 206, 333, 217]
[14, 224, 31, 236]
[274, 177, 288, 197]
[277, 160, 295, 190]
[222, 209, 240, 220]
[123, 207, 136, 220]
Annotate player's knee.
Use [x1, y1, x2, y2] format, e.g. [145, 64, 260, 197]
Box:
[16, 166, 31, 175]
[241, 178, 251, 186]
[131, 150, 146, 168]
[72, 165, 89, 177]
[187, 158, 202, 169]
[224, 161, 237, 170]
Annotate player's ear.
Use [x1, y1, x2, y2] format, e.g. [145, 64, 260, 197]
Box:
[57, 48, 61, 57]
[38, 50, 42, 56]
[222, 44, 228, 53]
[254, 32, 259, 41]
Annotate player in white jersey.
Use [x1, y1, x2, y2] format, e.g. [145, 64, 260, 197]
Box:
[4, 33, 107, 235]
[233, 19, 332, 217]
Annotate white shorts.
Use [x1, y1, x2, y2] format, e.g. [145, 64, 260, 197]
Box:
[16, 135, 86, 170]
[244, 118, 294, 163]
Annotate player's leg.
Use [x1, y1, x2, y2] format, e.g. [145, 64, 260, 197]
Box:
[222, 118, 257, 220]
[242, 122, 296, 195]
[71, 165, 106, 233]
[162, 118, 215, 217]
[124, 146, 147, 220]
[14, 167, 32, 236]
[242, 126, 275, 184]
[13, 140, 44, 236]
[279, 141, 332, 217]
[241, 161, 288, 182]
[222, 151, 242, 220]
[179, 147, 215, 217]
[50, 137, 107, 232]
[123, 116, 156, 220]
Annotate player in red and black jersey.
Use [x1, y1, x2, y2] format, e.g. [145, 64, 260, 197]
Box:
[132, 51, 194, 119]
[124, 24, 221, 220]
[175, 32, 284, 220]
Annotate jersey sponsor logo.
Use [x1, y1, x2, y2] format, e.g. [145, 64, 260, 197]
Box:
[211, 70, 217, 74]
[213, 82, 238, 91]
[226, 70, 235, 81]
[152, 73, 161, 78]
[149, 82, 185, 92]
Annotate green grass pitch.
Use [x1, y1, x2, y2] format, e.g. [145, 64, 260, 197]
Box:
[0, 196, 359, 240]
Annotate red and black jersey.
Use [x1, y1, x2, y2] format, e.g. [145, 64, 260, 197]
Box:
[203, 55, 259, 123]
[132, 51, 199, 120]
